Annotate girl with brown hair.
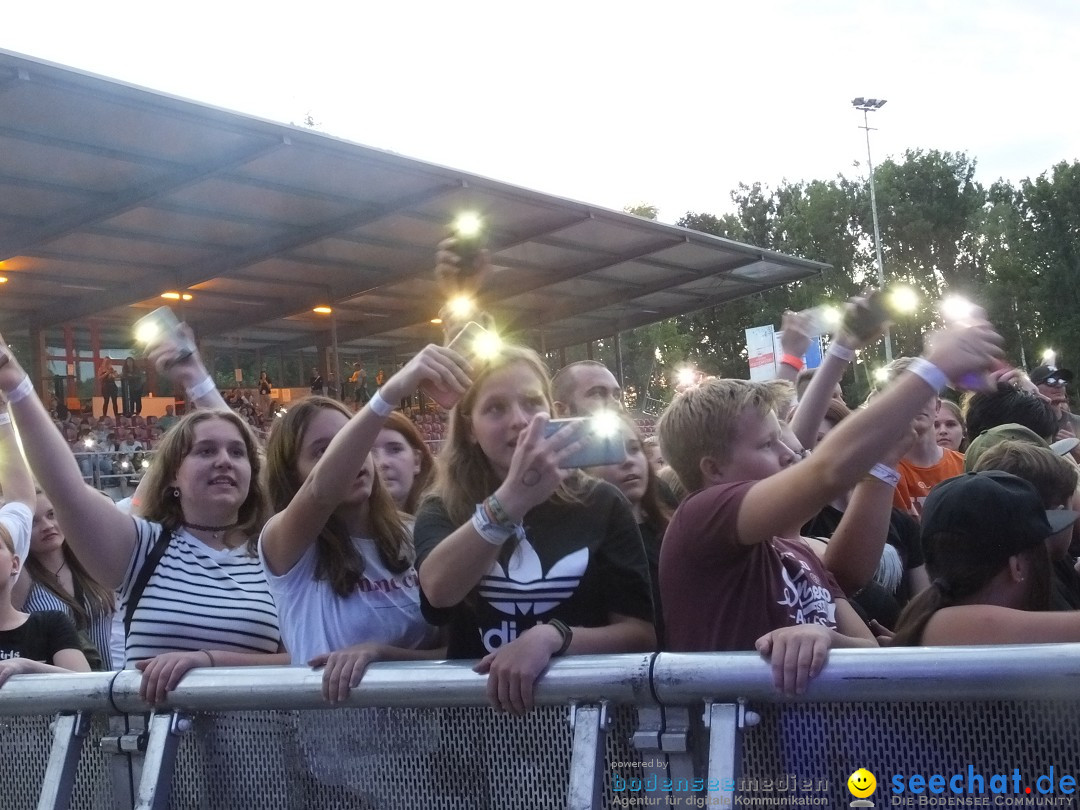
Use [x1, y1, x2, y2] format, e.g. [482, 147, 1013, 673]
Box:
[260, 345, 469, 702]
[0, 332, 286, 704]
[415, 344, 655, 714]
[372, 410, 435, 515]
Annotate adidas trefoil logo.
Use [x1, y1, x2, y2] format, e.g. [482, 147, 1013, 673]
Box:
[478, 539, 589, 615]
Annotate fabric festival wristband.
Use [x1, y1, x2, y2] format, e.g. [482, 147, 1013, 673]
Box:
[780, 354, 804, 371]
[187, 376, 217, 401]
[485, 494, 513, 527]
[0, 412, 10, 426]
[866, 463, 901, 488]
[906, 358, 948, 394]
[368, 390, 394, 417]
[6, 375, 34, 404]
[827, 342, 857, 363]
[472, 504, 515, 546]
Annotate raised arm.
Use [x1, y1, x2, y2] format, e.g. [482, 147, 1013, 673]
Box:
[146, 323, 228, 412]
[736, 317, 1003, 547]
[261, 345, 470, 574]
[775, 310, 813, 385]
[0, 400, 35, 511]
[790, 294, 888, 451]
[0, 340, 136, 589]
[821, 428, 915, 594]
[418, 415, 584, 608]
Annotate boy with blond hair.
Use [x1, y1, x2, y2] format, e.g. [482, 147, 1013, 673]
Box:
[658, 316, 1003, 694]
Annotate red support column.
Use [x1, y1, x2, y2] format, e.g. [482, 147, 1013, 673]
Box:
[63, 326, 76, 400]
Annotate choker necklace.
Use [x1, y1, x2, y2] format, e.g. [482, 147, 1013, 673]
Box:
[183, 521, 239, 539]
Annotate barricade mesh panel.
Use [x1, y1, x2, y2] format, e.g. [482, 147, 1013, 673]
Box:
[741, 700, 1080, 807]
[0, 714, 115, 810]
[6, 700, 1080, 808]
[164, 705, 643, 810]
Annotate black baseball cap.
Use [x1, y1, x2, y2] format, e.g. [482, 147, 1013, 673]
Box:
[922, 471, 1078, 563]
[1029, 365, 1073, 387]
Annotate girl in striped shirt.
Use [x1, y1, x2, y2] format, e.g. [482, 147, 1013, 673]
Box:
[0, 336, 287, 704]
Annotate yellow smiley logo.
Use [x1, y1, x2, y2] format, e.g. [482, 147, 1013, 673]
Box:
[848, 768, 877, 798]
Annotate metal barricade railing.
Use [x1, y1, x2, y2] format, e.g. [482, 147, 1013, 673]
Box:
[3, 647, 1080, 809]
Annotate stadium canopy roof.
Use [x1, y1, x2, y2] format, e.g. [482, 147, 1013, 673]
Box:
[0, 48, 827, 358]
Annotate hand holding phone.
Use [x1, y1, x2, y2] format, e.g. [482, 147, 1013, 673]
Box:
[544, 414, 627, 469]
[133, 307, 196, 369]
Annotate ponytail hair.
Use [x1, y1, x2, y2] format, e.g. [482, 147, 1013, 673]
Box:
[892, 532, 1052, 645]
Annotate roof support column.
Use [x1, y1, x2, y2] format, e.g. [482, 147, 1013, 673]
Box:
[28, 324, 47, 407]
[613, 332, 624, 389]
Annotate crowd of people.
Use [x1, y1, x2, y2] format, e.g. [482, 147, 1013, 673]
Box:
[4, 278, 1080, 717]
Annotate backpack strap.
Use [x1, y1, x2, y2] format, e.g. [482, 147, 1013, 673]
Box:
[123, 527, 173, 639]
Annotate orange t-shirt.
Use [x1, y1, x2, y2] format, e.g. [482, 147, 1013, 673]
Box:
[892, 448, 965, 520]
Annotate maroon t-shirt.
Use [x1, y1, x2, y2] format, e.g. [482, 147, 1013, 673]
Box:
[660, 481, 843, 652]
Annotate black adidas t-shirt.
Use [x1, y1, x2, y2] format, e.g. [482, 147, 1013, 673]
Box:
[414, 480, 654, 658]
[0, 611, 82, 664]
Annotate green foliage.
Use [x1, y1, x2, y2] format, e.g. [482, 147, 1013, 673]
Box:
[614, 153, 1080, 406]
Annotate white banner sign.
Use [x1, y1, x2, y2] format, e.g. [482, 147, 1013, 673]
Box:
[745, 325, 776, 381]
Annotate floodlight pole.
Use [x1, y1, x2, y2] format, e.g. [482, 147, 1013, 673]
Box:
[853, 97, 892, 362]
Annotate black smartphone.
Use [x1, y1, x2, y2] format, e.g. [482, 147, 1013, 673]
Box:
[543, 416, 627, 469]
[450, 213, 486, 275]
[842, 290, 891, 343]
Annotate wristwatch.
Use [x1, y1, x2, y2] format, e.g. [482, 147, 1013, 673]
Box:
[546, 619, 573, 656]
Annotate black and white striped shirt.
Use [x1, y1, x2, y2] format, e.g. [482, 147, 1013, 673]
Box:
[23, 582, 114, 670]
[118, 518, 280, 666]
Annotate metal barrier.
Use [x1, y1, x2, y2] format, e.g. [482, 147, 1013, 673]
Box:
[3, 647, 1080, 809]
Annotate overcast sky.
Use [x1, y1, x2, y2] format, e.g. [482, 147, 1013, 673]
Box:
[6, 1, 1079, 222]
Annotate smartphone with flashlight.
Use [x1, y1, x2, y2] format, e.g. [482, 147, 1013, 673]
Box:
[133, 306, 195, 366]
[450, 213, 486, 275]
[544, 415, 627, 469]
[841, 289, 892, 343]
[447, 321, 501, 362]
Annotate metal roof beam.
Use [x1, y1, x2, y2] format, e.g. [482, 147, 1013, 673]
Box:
[0, 137, 288, 259]
[30, 183, 462, 328]
[269, 236, 686, 352]
[197, 213, 595, 341]
[502, 257, 762, 332]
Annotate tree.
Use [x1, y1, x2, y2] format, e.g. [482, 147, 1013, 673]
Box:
[1014, 161, 1080, 366]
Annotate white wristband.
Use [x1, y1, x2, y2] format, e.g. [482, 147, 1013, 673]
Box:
[472, 504, 515, 546]
[368, 390, 394, 417]
[6, 375, 34, 404]
[0, 412, 10, 426]
[906, 358, 948, 394]
[827, 342, 857, 363]
[187, 376, 217, 400]
[867, 463, 901, 488]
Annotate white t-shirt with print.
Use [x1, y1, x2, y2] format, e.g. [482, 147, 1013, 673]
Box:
[259, 533, 438, 666]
